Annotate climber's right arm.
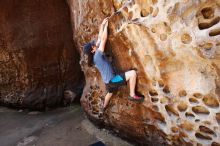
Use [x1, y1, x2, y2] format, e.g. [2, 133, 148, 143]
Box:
[98, 20, 108, 52]
[96, 18, 108, 47]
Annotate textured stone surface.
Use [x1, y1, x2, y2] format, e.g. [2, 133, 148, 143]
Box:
[68, 0, 220, 145]
[0, 0, 83, 109]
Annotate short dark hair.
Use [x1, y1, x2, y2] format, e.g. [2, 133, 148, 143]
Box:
[83, 40, 96, 66]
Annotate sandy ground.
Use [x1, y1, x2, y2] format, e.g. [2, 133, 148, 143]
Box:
[0, 104, 132, 146]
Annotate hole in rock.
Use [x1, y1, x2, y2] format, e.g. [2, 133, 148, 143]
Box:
[160, 96, 170, 104]
[152, 7, 159, 17]
[151, 97, 159, 103]
[209, 28, 220, 37]
[203, 121, 211, 125]
[92, 111, 99, 115]
[180, 121, 194, 131]
[212, 142, 220, 146]
[185, 140, 194, 146]
[90, 86, 94, 90]
[152, 105, 159, 111]
[203, 94, 219, 108]
[149, 7, 154, 14]
[216, 113, 220, 124]
[181, 33, 192, 44]
[130, 0, 135, 5]
[167, 6, 172, 14]
[193, 93, 203, 99]
[165, 104, 179, 116]
[192, 106, 210, 115]
[200, 43, 213, 51]
[128, 11, 133, 20]
[152, 0, 158, 4]
[195, 132, 212, 140]
[199, 126, 215, 135]
[179, 90, 187, 97]
[189, 98, 199, 103]
[158, 80, 164, 87]
[177, 101, 188, 112]
[91, 91, 98, 98]
[156, 120, 167, 131]
[185, 112, 195, 118]
[113, 1, 122, 10]
[123, 7, 128, 13]
[179, 131, 188, 138]
[153, 111, 166, 123]
[164, 22, 171, 33]
[201, 7, 214, 19]
[149, 89, 158, 96]
[152, 80, 157, 86]
[163, 85, 170, 94]
[195, 119, 200, 122]
[93, 105, 99, 111]
[151, 27, 156, 33]
[160, 34, 167, 41]
[198, 17, 220, 30]
[171, 126, 179, 133]
[91, 100, 98, 105]
[92, 108, 99, 115]
[141, 9, 149, 17]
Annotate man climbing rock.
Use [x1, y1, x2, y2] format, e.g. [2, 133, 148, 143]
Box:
[83, 18, 144, 110]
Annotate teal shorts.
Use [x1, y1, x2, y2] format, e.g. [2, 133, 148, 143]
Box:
[105, 72, 126, 93]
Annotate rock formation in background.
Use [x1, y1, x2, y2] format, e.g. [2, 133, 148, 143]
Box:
[0, 0, 84, 110]
[68, 0, 220, 145]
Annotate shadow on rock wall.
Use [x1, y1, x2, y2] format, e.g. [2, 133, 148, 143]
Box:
[0, 0, 84, 110]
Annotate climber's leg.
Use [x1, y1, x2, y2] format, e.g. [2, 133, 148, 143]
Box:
[125, 70, 144, 101]
[103, 92, 113, 109]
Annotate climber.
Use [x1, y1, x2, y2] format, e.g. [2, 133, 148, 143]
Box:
[83, 18, 144, 110]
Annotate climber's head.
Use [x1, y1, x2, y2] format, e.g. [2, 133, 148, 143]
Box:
[83, 40, 97, 66]
[83, 40, 97, 54]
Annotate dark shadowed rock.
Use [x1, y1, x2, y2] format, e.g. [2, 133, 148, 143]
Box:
[0, 0, 84, 110]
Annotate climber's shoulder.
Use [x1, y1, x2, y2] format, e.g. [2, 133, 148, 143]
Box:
[97, 45, 105, 53]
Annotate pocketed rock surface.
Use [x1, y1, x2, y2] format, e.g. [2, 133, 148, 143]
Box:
[67, 0, 220, 145]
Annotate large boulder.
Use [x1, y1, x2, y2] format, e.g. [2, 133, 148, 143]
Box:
[0, 0, 84, 110]
[68, 0, 220, 145]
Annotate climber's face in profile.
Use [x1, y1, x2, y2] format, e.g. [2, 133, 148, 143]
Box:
[91, 45, 97, 53]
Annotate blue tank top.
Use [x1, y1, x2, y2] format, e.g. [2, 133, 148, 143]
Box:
[93, 49, 114, 83]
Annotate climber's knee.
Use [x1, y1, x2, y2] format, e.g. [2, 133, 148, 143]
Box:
[125, 70, 137, 81]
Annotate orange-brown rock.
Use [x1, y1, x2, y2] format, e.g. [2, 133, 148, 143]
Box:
[0, 0, 83, 109]
[67, 0, 220, 145]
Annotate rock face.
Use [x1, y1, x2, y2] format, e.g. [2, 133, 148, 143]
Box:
[68, 0, 220, 145]
[0, 0, 83, 109]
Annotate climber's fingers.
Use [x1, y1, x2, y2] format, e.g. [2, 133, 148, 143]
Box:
[102, 17, 109, 25]
[105, 20, 109, 27]
[101, 19, 107, 25]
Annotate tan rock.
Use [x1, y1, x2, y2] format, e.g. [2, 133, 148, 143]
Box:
[67, 0, 220, 145]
